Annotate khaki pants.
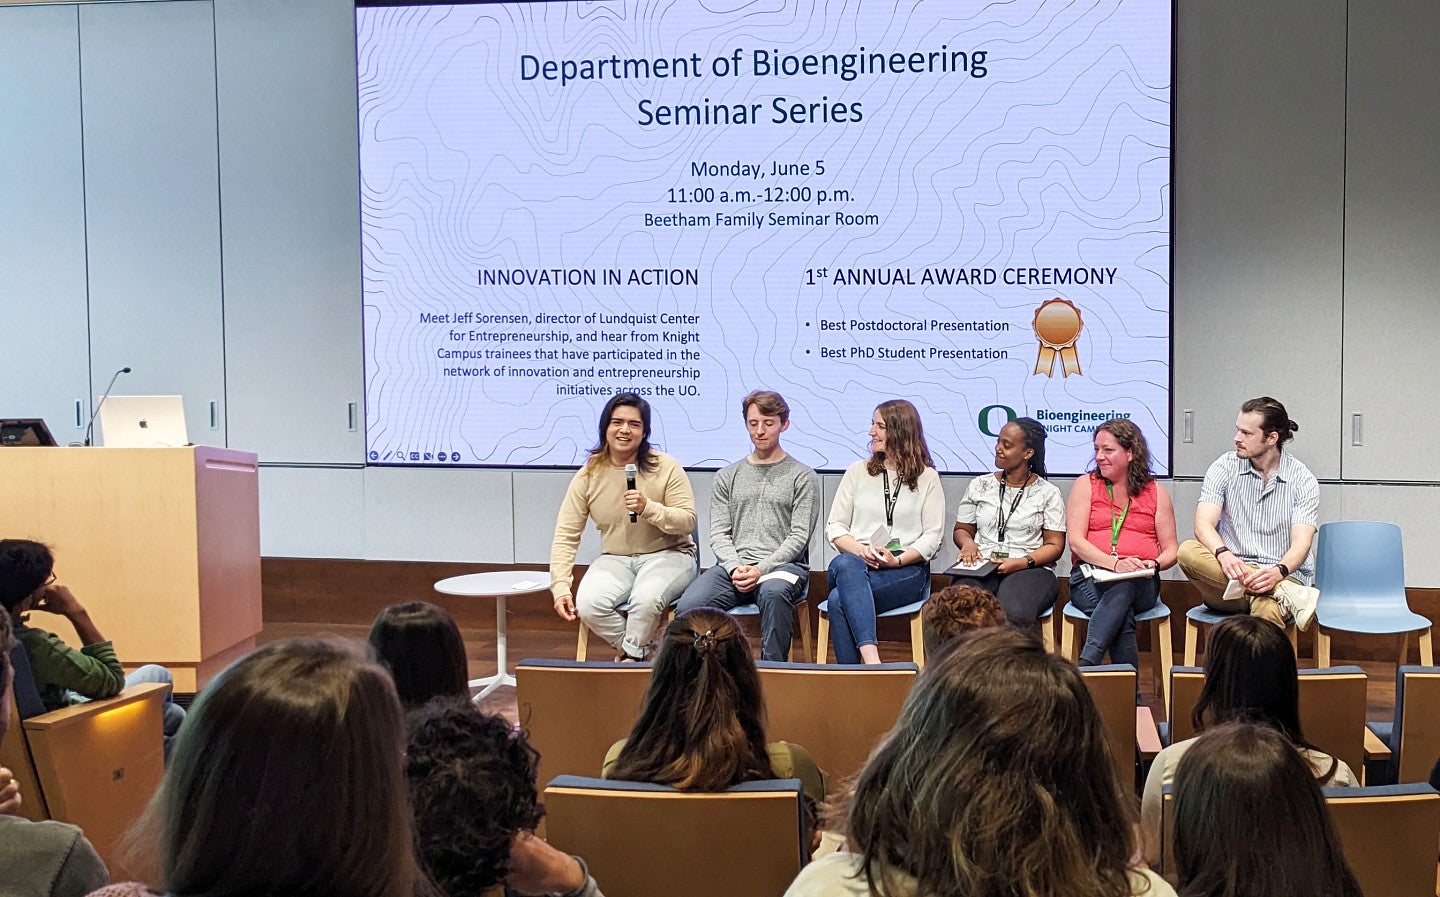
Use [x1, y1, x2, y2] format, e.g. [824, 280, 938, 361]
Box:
[1176, 540, 1287, 627]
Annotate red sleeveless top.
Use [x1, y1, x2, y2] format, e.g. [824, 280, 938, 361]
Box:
[1086, 476, 1159, 560]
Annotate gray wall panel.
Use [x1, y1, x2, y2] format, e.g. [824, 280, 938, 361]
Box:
[0, 5, 89, 438]
[215, 0, 364, 463]
[1340, 0, 1440, 481]
[80, 0, 225, 443]
[1171, 0, 1346, 478]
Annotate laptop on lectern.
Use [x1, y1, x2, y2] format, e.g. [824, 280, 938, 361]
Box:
[0, 419, 57, 446]
[97, 395, 189, 447]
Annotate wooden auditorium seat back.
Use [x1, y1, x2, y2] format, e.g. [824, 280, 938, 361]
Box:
[1167, 665, 1366, 776]
[1079, 664, 1139, 786]
[1, 681, 50, 821]
[21, 682, 169, 876]
[1394, 667, 1440, 783]
[756, 660, 916, 785]
[544, 775, 807, 897]
[515, 659, 652, 789]
[1324, 784, 1440, 897]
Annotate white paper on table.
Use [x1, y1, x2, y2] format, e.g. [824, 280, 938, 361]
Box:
[509, 579, 544, 590]
[758, 570, 801, 585]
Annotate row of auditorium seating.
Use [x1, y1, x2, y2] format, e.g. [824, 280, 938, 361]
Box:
[518, 656, 1440, 897]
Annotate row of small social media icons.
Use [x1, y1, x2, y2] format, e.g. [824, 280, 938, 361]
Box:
[368, 450, 465, 463]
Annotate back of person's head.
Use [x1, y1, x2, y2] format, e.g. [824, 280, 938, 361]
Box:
[0, 539, 53, 612]
[369, 601, 469, 709]
[846, 627, 1133, 897]
[1174, 722, 1362, 897]
[920, 583, 1007, 655]
[406, 697, 543, 896]
[608, 608, 774, 790]
[131, 637, 424, 897]
[1193, 615, 1303, 741]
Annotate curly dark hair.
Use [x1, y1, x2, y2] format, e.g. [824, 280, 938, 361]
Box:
[921, 583, 1008, 655]
[406, 697, 544, 896]
[0, 539, 53, 611]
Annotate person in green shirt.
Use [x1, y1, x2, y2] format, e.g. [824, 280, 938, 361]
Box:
[0, 539, 185, 755]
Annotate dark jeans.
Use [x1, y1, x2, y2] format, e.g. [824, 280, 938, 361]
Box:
[959, 566, 1060, 627]
[826, 553, 931, 664]
[1067, 567, 1159, 667]
[675, 563, 807, 661]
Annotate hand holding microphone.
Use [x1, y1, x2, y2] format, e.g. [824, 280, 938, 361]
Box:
[624, 463, 644, 522]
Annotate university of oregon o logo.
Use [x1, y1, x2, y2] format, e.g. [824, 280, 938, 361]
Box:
[977, 404, 1017, 437]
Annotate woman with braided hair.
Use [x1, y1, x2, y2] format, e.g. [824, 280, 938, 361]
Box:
[602, 608, 825, 837]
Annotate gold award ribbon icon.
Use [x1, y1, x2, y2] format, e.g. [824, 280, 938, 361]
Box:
[1031, 298, 1084, 377]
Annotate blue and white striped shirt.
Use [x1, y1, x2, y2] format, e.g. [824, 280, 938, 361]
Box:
[1198, 451, 1320, 583]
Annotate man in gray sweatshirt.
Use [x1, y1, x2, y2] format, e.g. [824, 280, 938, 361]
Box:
[676, 390, 818, 660]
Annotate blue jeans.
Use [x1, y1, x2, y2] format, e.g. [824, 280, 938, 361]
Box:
[1067, 567, 1159, 667]
[676, 563, 807, 661]
[825, 553, 931, 664]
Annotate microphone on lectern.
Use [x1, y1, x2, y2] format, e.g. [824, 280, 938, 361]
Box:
[84, 366, 132, 447]
[625, 463, 638, 522]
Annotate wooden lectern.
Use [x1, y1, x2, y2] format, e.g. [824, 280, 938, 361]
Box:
[0, 446, 261, 692]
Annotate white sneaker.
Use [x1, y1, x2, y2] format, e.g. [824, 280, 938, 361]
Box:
[1275, 580, 1320, 632]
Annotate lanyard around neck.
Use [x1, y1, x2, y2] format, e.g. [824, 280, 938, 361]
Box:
[881, 468, 901, 528]
[996, 477, 1028, 543]
[1105, 481, 1130, 555]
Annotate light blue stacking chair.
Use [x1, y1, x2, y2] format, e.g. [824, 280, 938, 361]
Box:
[1313, 521, 1433, 668]
[1060, 599, 1174, 710]
[815, 577, 931, 667]
[1183, 603, 1297, 666]
[727, 578, 813, 662]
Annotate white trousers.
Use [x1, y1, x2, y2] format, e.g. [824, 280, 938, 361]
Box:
[576, 550, 697, 658]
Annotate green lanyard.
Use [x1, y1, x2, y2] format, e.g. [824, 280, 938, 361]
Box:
[1105, 482, 1130, 556]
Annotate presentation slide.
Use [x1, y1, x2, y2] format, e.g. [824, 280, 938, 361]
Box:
[357, 0, 1172, 473]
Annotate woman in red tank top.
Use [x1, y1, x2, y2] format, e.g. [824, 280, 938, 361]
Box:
[1064, 419, 1178, 667]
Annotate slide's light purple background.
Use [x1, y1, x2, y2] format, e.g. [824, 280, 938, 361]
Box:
[358, 0, 1171, 473]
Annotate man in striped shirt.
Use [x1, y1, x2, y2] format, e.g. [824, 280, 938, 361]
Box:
[1177, 397, 1320, 630]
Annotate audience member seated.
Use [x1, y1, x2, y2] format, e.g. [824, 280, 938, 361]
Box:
[369, 601, 470, 708]
[1140, 615, 1357, 866]
[1172, 722, 1362, 897]
[603, 609, 826, 841]
[951, 416, 1066, 627]
[407, 696, 604, 897]
[86, 637, 431, 897]
[0, 539, 185, 756]
[0, 611, 110, 897]
[919, 583, 1007, 656]
[1064, 420, 1179, 667]
[785, 627, 1174, 897]
[824, 400, 944, 665]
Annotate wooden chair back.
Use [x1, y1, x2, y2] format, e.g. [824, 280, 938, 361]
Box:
[1080, 664, 1139, 786]
[515, 659, 651, 790]
[1326, 784, 1440, 897]
[545, 775, 806, 897]
[1394, 667, 1440, 783]
[757, 661, 916, 785]
[1168, 666, 1367, 775]
[0, 684, 49, 820]
[21, 682, 168, 876]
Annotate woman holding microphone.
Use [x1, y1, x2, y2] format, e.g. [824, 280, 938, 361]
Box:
[550, 393, 697, 661]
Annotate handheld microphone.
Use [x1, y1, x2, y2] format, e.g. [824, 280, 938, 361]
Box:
[84, 366, 132, 447]
[625, 463, 638, 522]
